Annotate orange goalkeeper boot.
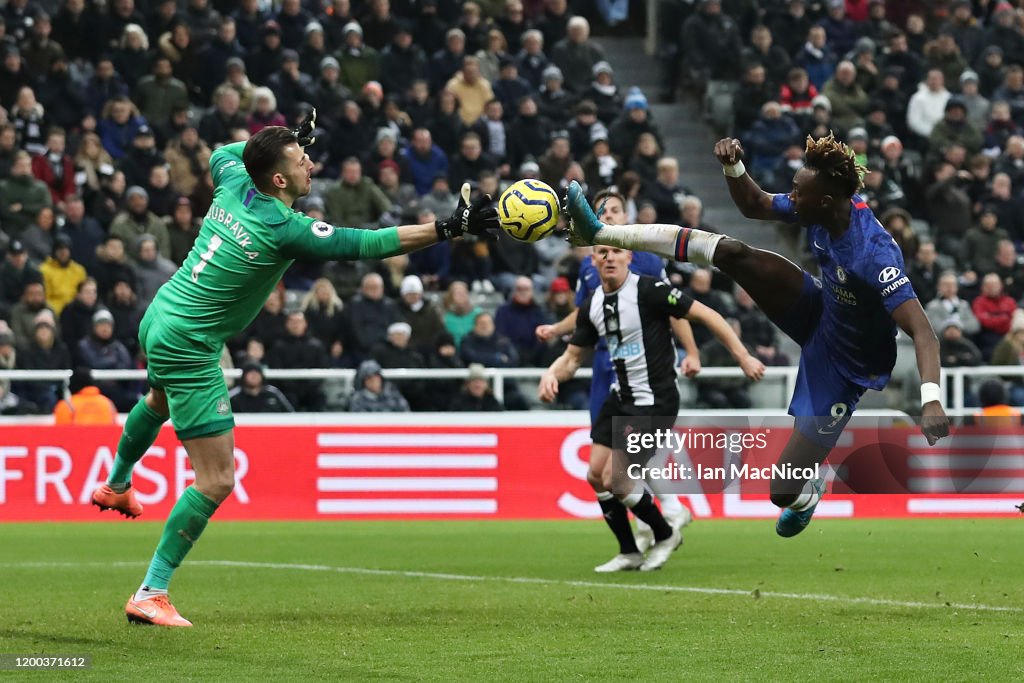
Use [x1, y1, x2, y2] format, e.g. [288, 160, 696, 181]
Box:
[125, 594, 192, 627]
[91, 485, 143, 518]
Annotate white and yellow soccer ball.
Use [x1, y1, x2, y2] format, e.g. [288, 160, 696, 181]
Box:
[497, 179, 561, 243]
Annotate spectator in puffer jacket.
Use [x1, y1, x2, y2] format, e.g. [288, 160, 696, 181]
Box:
[74, 308, 136, 411]
[348, 359, 410, 412]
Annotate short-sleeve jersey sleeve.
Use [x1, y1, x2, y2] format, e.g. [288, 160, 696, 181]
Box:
[770, 193, 799, 223]
[640, 278, 694, 318]
[863, 235, 917, 314]
[569, 291, 600, 348]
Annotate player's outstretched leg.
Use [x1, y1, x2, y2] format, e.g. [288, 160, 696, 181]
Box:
[771, 431, 831, 538]
[565, 181, 807, 321]
[92, 391, 169, 518]
[127, 432, 234, 626]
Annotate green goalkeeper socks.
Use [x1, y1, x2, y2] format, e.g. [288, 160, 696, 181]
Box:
[109, 399, 167, 489]
[142, 487, 220, 591]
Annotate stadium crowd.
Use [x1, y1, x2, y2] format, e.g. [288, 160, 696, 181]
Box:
[2, 0, 1024, 414]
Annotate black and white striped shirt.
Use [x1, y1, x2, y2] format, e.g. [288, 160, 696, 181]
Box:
[571, 273, 693, 406]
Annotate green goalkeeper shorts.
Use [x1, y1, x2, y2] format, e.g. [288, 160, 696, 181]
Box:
[139, 309, 235, 441]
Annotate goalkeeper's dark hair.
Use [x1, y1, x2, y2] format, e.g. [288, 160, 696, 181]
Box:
[243, 126, 298, 192]
[803, 132, 865, 198]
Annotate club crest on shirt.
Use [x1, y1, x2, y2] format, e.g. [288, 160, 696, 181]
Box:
[836, 266, 847, 283]
[311, 221, 334, 238]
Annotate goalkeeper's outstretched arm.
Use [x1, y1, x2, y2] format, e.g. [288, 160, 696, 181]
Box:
[277, 183, 499, 262]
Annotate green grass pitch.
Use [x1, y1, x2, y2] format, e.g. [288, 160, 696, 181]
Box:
[2, 519, 1023, 681]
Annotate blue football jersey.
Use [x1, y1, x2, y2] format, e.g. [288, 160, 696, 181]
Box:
[771, 193, 917, 390]
[576, 251, 667, 353]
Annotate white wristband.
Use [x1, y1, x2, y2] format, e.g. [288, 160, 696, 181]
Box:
[921, 382, 941, 406]
[723, 161, 746, 178]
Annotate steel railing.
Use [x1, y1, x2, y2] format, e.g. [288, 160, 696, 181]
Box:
[1, 366, 1019, 411]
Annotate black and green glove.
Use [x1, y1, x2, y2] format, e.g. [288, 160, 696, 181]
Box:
[435, 182, 499, 240]
[293, 108, 317, 147]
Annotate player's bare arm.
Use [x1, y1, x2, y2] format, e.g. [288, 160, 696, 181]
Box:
[539, 344, 584, 403]
[713, 138, 777, 221]
[536, 309, 577, 342]
[686, 300, 766, 381]
[670, 316, 701, 378]
[891, 298, 950, 445]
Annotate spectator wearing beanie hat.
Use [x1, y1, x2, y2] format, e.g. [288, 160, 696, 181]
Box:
[267, 49, 317, 116]
[377, 158, 419, 224]
[398, 275, 446, 354]
[449, 362, 503, 412]
[537, 64, 574, 128]
[338, 21, 381, 93]
[363, 127, 407, 184]
[380, 21, 428, 96]
[609, 87, 663, 162]
[109, 186, 172, 262]
[18, 309, 71, 413]
[349, 359, 410, 413]
[545, 276, 574, 319]
[247, 20, 286, 84]
[958, 70, 991, 130]
[371, 321, 430, 410]
[582, 60, 623, 125]
[75, 308, 135, 411]
[299, 21, 329, 78]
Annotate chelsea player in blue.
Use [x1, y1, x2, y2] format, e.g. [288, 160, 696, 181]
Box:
[564, 134, 949, 538]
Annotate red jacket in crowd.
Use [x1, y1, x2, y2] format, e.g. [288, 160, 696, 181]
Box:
[31, 153, 76, 205]
[779, 83, 819, 116]
[972, 293, 1017, 335]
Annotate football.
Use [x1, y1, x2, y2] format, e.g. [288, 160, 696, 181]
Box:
[497, 179, 561, 243]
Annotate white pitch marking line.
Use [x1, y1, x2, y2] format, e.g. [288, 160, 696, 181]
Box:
[1, 560, 1019, 614]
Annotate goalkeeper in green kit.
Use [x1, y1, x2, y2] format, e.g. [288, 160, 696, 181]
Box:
[90, 112, 499, 627]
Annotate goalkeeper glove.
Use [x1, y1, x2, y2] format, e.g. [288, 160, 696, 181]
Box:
[435, 182, 499, 240]
[293, 108, 317, 147]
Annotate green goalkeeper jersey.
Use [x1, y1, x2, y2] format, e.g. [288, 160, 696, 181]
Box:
[149, 141, 402, 348]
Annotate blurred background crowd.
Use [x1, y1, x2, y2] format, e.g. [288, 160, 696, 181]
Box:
[0, 0, 1022, 415]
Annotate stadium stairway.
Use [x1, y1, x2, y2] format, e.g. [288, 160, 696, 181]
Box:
[598, 36, 808, 377]
[595, 36, 778, 251]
